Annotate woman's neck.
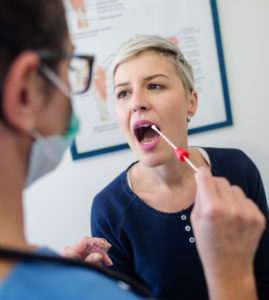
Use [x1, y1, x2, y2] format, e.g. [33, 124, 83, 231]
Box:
[133, 148, 206, 187]
[129, 148, 210, 213]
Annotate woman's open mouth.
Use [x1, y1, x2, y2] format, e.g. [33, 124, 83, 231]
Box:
[133, 120, 161, 150]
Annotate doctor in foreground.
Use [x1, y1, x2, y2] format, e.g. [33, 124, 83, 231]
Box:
[0, 0, 265, 299]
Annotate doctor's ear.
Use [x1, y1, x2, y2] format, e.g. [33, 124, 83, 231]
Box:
[187, 90, 198, 118]
[2, 51, 41, 134]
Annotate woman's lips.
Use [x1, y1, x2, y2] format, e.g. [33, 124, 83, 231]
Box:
[133, 120, 161, 151]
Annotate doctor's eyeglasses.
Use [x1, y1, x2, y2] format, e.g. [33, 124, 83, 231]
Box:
[37, 50, 94, 95]
[68, 54, 94, 94]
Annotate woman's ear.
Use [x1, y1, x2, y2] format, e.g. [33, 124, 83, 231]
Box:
[2, 51, 41, 134]
[187, 90, 198, 118]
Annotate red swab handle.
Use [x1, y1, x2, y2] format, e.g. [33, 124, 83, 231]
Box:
[174, 147, 189, 162]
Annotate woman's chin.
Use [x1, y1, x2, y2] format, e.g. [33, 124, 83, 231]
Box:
[137, 154, 168, 169]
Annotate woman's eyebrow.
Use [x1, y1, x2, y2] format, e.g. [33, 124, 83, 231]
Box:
[114, 81, 130, 91]
[143, 74, 170, 82]
[114, 74, 169, 90]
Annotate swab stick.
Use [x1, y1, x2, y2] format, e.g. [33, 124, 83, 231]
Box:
[151, 125, 198, 172]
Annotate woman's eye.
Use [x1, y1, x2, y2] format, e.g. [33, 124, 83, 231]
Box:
[148, 83, 164, 90]
[117, 90, 128, 99]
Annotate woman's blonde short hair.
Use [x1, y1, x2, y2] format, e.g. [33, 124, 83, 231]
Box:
[112, 35, 195, 95]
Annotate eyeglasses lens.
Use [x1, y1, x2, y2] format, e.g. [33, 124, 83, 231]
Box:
[68, 57, 90, 94]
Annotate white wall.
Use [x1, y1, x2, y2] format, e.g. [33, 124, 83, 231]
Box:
[24, 0, 269, 252]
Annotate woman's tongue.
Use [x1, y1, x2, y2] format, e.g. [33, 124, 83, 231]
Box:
[141, 129, 159, 144]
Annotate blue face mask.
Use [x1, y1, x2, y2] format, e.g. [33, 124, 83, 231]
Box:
[24, 66, 80, 188]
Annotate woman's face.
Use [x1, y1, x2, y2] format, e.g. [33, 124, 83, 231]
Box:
[114, 50, 197, 167]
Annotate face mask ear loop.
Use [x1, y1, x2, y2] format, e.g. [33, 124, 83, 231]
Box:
[39, 64, 70, 98]
[38, 64, 79, 139]
[39, 64, 76, 112]
[30, 129, 43, 140]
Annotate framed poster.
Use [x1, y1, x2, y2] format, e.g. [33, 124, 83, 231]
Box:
[64, 0, 232, 160]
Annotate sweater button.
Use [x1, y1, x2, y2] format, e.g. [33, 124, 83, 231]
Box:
[189, 237, 195, 243]
[181, 214, 187, 221]
[185, 225, 191, 232]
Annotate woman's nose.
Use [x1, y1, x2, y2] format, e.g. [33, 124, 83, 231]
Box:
[131, 92, 150, 112]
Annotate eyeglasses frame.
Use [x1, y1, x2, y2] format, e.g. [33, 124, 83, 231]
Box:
[36, 50, 94, 94]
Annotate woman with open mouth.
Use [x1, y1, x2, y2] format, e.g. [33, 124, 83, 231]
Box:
[66, 35, 269, 300]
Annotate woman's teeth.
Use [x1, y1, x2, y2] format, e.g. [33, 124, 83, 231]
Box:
[135, 124, 160, 144]
[141, 140, 155, 145]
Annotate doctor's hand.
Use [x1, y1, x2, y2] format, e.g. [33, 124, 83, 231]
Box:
[61, 237, 113, 267]
[191, 167, 266, 300]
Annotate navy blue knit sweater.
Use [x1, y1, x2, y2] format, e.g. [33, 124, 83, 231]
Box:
[91, 148, 269, 300]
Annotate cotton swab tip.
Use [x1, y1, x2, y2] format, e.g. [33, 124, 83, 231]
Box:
[151, 124, 158, 131]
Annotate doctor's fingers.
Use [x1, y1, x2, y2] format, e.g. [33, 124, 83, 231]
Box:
[231, 188, 266, 234]
[192, 173, 250, 228]
[217, 182, 266, 241]
[218, 182, 264, 222]
[193, 169, 231, 220]
[194, 167, 218, 207]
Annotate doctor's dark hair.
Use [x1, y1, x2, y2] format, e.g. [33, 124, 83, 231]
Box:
[112, 35, 195, 96]
[0, 0, 68, 117]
